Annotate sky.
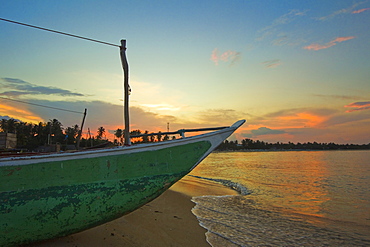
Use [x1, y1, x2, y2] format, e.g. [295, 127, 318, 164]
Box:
[0, 0, 369, 144]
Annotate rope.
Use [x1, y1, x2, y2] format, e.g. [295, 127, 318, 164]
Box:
[0, 17, 120, 47]
[0, 96, 83, 114]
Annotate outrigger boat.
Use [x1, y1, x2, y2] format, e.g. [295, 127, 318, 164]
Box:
[0, 120, 244, 246]
[0, 18, 245, 246]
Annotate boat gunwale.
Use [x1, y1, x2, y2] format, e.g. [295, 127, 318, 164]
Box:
[0, 120, 245, 166]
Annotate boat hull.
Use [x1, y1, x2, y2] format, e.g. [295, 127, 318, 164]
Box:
[0, 120, 244, 246]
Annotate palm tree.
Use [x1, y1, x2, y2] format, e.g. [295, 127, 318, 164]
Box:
[150, 134, 155, 142]
[156, 131, 162, 142]
[65, 124, 79, 144]
[5, 118, 17, 133]
[14, 121, 32, 148]
[142, 130, 149, 143]
[130, 129, 141, 143]
[0, 119, 7, 132]
[97, 126, 105, 140]
[114, 128, 123, 145]
[47, 119, 64, 144]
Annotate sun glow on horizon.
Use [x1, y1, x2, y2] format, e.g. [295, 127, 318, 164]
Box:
[0, 103, 44, 123]
[140, 103, 182, 112]
[1, 1, 369, 144]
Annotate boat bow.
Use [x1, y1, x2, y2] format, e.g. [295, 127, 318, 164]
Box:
[0, 120, 245, 246]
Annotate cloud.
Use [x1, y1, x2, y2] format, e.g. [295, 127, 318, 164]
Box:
[251, 127, 286, 136]
[140, 103, 181, 112]
[262, 59, 282, 68]
[344, 101, 370, 112]
[312, 94, 363, 101]
[316, 1, 367, 20]
[0, 115, 22, 122]
[276, 112, 327, 128]
[0, 100, 44, 123]
[321, 110, 370, 127]
[352, 8, 370, 13]
[303, 36, 355, 51]
[196, 109, 246, 126]
[1, 78, 84, 97]
[2, 98, 179, 139]
[239, 108, 331, 140]
[256, 9, 307, 42]
[272, 35, 288, 46]
[0, 83, 246, 140]
[210, 48, 241, 66]
[254, 106, 369, 133]
[0, 91, 32, 97]
[240, 106, 370, 144]
[242, 126, 287, 139]
[2, 96, 245, 140]
[332, 37, 356, 43]
[256, 108, 335, 129]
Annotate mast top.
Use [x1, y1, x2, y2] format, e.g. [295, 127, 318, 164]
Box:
[120, 39, 126, 45]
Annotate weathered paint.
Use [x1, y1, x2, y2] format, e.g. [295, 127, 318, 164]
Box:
[0, 141, 211, 246]
[0, 120, 246, 246]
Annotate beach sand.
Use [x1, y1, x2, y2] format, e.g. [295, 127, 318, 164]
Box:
[28, 177, 235, 247]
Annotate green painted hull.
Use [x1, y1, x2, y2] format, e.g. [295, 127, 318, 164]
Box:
[0, 141, 211, 246]
[0, 120, 245, 246]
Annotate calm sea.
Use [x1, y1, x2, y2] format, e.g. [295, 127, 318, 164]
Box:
[188, 150, 370, 246]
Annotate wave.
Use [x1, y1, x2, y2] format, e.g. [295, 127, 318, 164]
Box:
[188, 175, 251, 196]
[191, 195, 370, 247]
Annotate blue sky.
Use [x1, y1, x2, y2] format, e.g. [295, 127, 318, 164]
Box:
[1, 0, 369, 143]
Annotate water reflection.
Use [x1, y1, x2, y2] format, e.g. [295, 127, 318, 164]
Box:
[190, 150, 370, 229]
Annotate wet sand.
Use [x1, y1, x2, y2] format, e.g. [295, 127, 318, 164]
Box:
[28, 178, 234, 247]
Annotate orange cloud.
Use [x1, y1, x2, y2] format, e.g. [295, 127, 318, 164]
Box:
[303, 36, 356, 51]
[344, 101, 370, 112]
[316, 2, 367, 20]
[0, 103, 44, 123]
[332, 37, 355, 43]
[352, 8, 370, 14]
[256, 108, 333, 130]
[276, 112, 327, 128]
[210, 48, 241, 66]
[240, 111, 329, 142]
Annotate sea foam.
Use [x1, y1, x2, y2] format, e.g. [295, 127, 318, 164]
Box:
[188, 175, 251, 196]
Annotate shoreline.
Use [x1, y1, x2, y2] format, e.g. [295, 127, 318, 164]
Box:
[28, 176, 235, 247]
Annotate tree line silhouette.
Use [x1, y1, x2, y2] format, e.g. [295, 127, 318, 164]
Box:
[0, 118, 174, 151]
[1, 118, 369, 152]
[0, 118, 107, 151]
[216, 139, 370, 151]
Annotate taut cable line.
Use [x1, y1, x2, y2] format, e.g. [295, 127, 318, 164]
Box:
[0, 17, 130, 144]
[0, 96, 84, 115]
[0, 17, 120, 47]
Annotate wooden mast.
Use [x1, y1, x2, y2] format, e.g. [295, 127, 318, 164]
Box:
[76, 108, 87, 149]
[120, 40, 131, 145]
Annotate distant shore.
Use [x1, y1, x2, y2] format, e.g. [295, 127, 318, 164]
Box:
[216, 139, 370, 152]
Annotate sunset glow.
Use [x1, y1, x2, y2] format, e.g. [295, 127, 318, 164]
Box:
[1, 1, 369, 144]
[344, 102, 370, 112]
[0, 103, 43, 123]
[276, 112, 328, 128]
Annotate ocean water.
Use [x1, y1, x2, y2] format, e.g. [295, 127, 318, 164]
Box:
[189, 150, 370, 246]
